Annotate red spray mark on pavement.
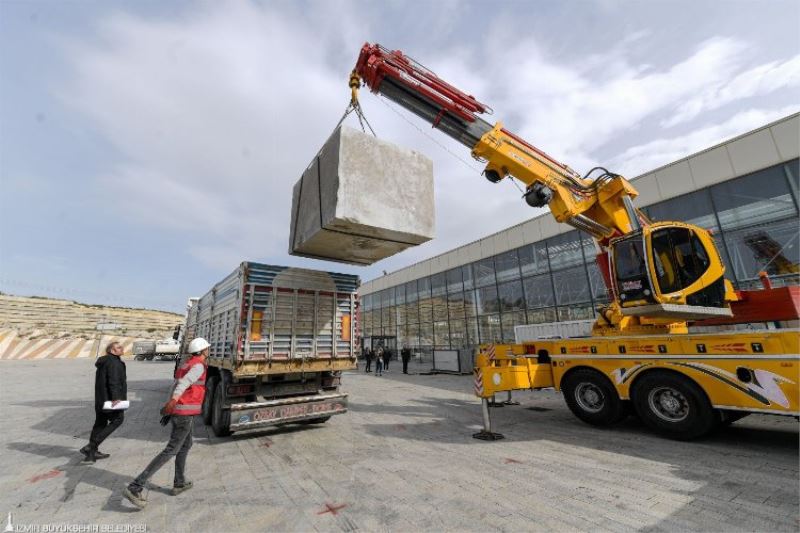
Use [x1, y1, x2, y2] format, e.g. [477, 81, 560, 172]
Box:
[28, 469, 62, 483]
[317, 503, 347, 516]
[261, 438, 274, 448]
[396, 424, 406, 431]
[503, 458, 523, 464]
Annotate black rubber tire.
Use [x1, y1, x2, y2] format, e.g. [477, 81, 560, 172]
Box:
[631, 371, 718, 440]
[211, 376, 232, 437]
[201, 375, 218, 426]
[561, 368, 627, 427]
[298, 416, 332, 425]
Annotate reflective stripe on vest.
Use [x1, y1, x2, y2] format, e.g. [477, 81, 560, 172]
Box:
[174, 356, 207, 416]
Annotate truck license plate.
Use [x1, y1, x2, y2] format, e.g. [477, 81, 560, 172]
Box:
[251, 400, 347, 422]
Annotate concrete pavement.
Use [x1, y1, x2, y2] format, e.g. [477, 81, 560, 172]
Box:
[0, 359, 797, 532]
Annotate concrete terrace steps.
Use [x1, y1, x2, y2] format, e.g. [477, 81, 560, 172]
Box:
[0, 294, 184, 359]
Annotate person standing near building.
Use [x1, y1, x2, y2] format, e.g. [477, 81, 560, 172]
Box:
[383, 347, 391, 372]
[123, 338, 209, 509]
[375, 346, 384, 376]
[80, 341, 127, 464]
[401, 344, 411, 374]
[365, 347, 372, 373]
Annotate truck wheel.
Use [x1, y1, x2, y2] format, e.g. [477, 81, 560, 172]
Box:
[211, 378, 232, 437]
[201, 375, 218, 425]
[298, 416, 331, 425]
[561, 368, 626, 427]
[631, 371, 718, 440]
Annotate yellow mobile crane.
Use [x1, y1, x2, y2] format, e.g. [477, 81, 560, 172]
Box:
[350, 43, 799, 440]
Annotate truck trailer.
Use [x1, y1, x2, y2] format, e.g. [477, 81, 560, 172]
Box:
[181, 262, 359, 437]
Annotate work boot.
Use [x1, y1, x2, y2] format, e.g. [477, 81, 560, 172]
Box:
[80, 450, 96, 465]
[94, 450, 110, 460]
[123, 486, 147, 509]
[171, 481, 193, 495]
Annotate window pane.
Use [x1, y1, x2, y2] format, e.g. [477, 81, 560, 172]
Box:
[449, 320, 466, 349]
[587, 263, 611, 303]
[474, 258, 496, 287]
[464, 289, 478, 318]
[723, 218, 800, 282]
[523, 274, 555, 309]
[501, 311, 527, 343]
[557, 304, 595, 321]
[405, 301, 419, 324]
[419, 322, 433, 347]
[495, 250, 521, 282]
[395, 284, 406, 305]
[478, 314, 502, 343]
[546, 231, 585, 271]
[466, 317, 479, 345]
[431, 272, 447, 297]
[448, 290, 466, 321]
[432, 294, 449, 322]
[446, 268, 464, 293]
[433, 321, 449, 348]
[552, 266, 592, 305]
[519, 242, 550, 276]
[476, 285, 501, 314]
[498, 280, 525, 311]
[363, 310, 373, 336]
[526, 307, 557, 324]
[647, 189, 719, 230]
[383, 288, 395, 307]
[462, 264, 475, 290]
[405, 281, 418, 302]
[417, 277, 431, 300]
[418, 295, 433, 324]
[396, 299, 407, 326]
[407, 323, 420, 348]
[711, 165, 797, 230]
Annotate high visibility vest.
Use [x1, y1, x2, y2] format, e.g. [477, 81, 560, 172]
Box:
[173, 355, 207, 416]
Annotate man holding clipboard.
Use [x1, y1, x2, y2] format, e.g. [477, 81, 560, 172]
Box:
[80, 341, 127, 464]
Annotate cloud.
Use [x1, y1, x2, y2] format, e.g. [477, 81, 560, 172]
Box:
[662, 55, 800, 127]
[609, 105, 799, 177]
[59, 1, 799, 282]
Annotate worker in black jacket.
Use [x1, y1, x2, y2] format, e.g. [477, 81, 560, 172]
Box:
[80, 341, 127, 464]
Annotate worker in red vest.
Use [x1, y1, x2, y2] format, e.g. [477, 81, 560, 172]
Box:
[123, 337, 209, 509]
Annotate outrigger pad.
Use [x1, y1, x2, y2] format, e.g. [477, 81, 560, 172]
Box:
[289, 125, 435, 266]
[472, 430, 505, 441]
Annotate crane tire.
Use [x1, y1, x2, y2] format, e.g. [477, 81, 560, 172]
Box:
[561, 368, 626, 427]
[631, 371, 718, 440]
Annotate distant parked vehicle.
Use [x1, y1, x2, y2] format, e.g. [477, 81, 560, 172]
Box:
[133, 326, 183, 360]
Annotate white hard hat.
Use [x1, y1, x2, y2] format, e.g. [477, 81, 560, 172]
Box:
[187, 337, 210, 354]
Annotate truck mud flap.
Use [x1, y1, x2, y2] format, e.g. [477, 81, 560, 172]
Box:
[228, 393, 348, 431]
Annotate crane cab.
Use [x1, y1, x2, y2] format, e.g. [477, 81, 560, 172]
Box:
[610, 222, 733, 320]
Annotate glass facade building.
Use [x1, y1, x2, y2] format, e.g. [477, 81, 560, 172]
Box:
[361, 150, 799, 356]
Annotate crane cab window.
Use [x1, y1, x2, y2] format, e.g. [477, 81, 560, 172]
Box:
[614, 238, 646, 280]
[651, 227, 710, 294]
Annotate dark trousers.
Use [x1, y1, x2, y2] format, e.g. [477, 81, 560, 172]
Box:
[384, 357, 390, 370]
[89, 409, 124, 449]
[130, 415, 194, 490]
[375, 359, 383, 376]
[365, 358, 372, 372]
[402, 358, 410, 374]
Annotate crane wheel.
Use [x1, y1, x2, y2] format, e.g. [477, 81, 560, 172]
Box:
[561, 369, 626, 427]
[631, 371, 718, 440]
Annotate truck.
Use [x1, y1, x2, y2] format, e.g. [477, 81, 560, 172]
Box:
[133, 334, 182, 361]
[342, 43, 799, 440]
[180, 261, 359, 437]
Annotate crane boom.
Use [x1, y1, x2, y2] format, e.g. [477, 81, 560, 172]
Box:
[352, 42, 736, 334]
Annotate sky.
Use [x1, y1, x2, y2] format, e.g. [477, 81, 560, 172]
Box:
[1, 0, 798, 313]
